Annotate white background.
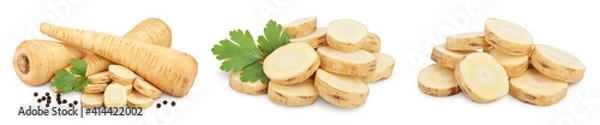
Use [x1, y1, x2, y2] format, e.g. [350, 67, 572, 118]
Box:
[1, 0, 599, 125]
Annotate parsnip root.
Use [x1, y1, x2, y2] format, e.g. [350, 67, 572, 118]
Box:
[418, 64, 461, 97]
[103, 83, 127, 108]
[509, 69, 568, 106]
[229, 71, 268, 95]
[88, 71, 112, 84]
[326, 19, 369, 52]
[13, 40, 84, 86]
[263, 42, 320, 85]
[82, 83, 108, 94]
[315, 69, 369, 108]
[361, 53, 395, 83]
[431, 45, 476, 69]
[484, 18, 533, 56]
[445, 31, 490, 51]
[108, 65, 135, 85]
[268, 79, 318, 106]
[133, 78, 162, 99]
[127, 91, 154, 109]
[317, 46, 376, 77]
[530, 45, 585, 83]
[81, 93, 104, 108]
[283, 17, 317, 38]
[455, 53, 509, 103]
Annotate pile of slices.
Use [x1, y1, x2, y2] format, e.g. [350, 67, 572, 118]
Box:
[418, 18, 586, 106]
[73, 65, 162, 109]
[230, 17, 396, 108]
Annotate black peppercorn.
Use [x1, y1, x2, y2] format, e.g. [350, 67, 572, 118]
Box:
[156, 103, 162, 108]
[171, 101, 176, 106]
[34, 92, 38, 97]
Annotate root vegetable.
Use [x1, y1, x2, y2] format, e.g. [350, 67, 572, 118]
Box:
[103, 83, 127, 108]
[488, 48, 528, 77]
[530, 45, 585, 83]
[40, 22, 198, 97]
[123, 83, 133, 94]
[263, 42, 320, 85]
[108, 65, 135, 85]
[82, 83, 108, 94]
[484, 18, 533, 56]
[88, 71, 112, 84]
[431, 45, 476, 69]
[509, 68, 568, 106]
[13, 40, 84, 86]
[362, 32, 381, 53]
[315, 69, 369, 108]
[361, 53, 395, 83]
[418, 64, 461, 97]
[229, 71, 268, 95]
[127, 91, 154, 109]
[317, 46, 376, 77]
[283, 17, 317, 38]
[268, 79, 318, 106]
[445, 31, 490, 51]
[455, 53, 509, 103]
[290, 27, 327, 48]
[326, 19, 369, 52]
[81, 93, 104, 108]
[133, 78, 162, 99]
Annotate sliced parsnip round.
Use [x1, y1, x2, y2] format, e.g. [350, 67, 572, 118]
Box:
[283, 17, 317, 38]
[326, 19, 369, 52]
[133, 78, 162, 98]
[418, 64, 461, 97]
[509, 69, 568, 106]
[123, 83, 133, 94]
[104, 83, 127, 108]
[456, 53, 509, 103]
[484, 18, 533, 56]
[361, 53, 395, 83]
[81, 93, 104, 109]
[315, 69, 369, 108]
[108, 65, 135, 85]
[263, 42, 320, 85]
[82, 83, 108, 94]
[488, 48, 529, 77]
[229, 71, 268, 95]
[268, 79, 318, 107]
[530, 45, 585, 83]
[127, 91, 154, 109]
[317, 46, 376, 77]
[445, 31, 490, 51]
[362, 32, 381, 53]
[431, 45, 477, 69]
[88, 71, 112, 84]
[290, 27, 327, 48]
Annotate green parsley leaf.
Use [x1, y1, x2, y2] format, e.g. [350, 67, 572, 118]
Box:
[240, 62, 269, 84]
[212, 30, 264, 72]
[212, 20, 290, 84]
[51, 58, 89, 93]
[70, 58, 88, 77]
[258, 20, 291, 54]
